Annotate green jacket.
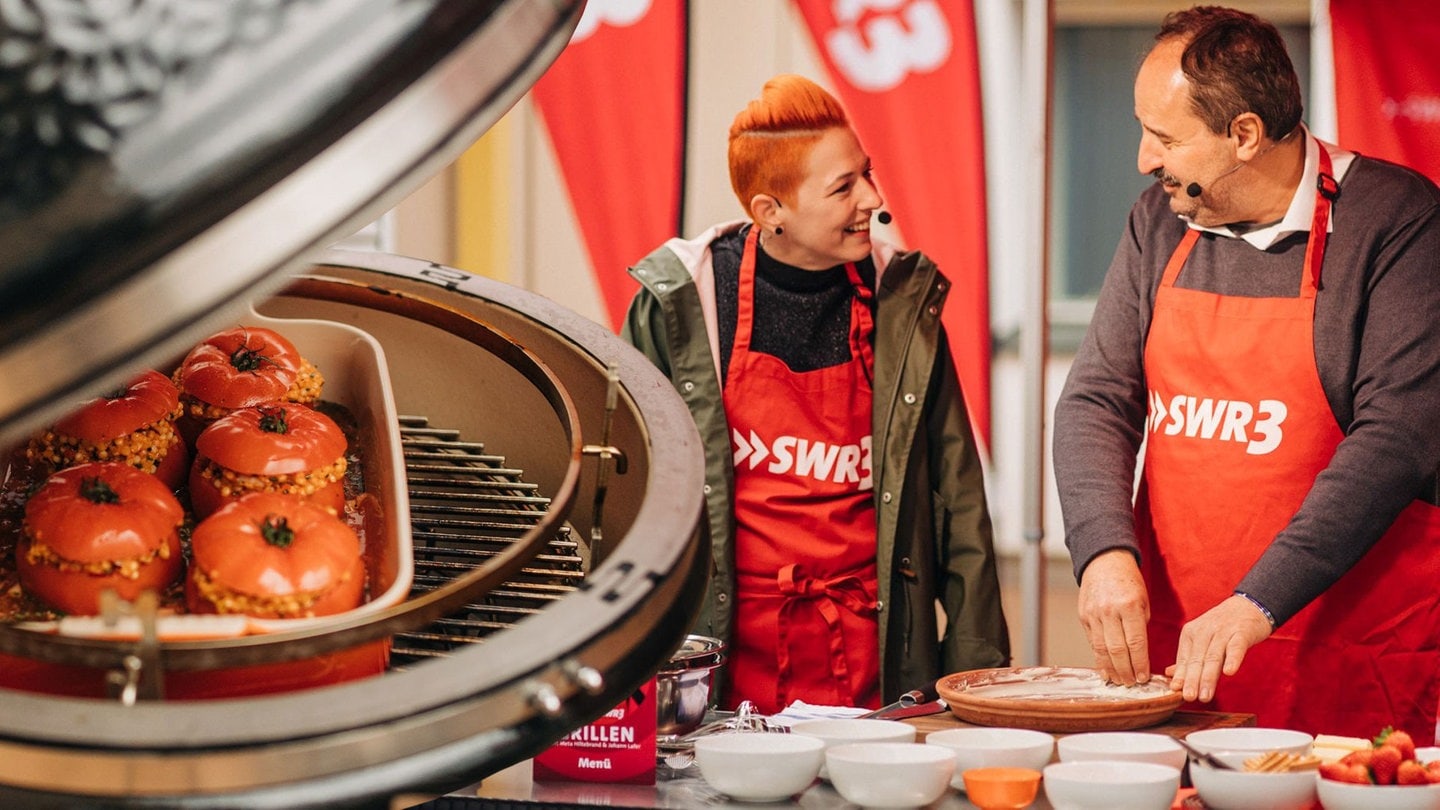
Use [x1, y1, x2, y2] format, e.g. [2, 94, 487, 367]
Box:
[621, 221, 1010, 702]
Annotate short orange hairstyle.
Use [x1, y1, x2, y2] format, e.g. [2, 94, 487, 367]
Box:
[728, 74, 851, 213]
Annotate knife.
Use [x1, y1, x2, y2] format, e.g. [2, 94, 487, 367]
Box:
[860, 680, 948, 720]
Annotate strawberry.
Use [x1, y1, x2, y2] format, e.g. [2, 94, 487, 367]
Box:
[1427, 761, 1440, 784]
[1371, 744, 1403, 785]
[1376, 726, 1418, 761]
[1320, 761, 1373, 784]
[1398, 760, 1431, 785]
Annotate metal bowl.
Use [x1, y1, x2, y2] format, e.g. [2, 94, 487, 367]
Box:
[656, 635, 725, 738]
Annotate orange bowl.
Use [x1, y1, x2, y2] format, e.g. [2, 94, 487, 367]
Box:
[963, 766, 1042, 809]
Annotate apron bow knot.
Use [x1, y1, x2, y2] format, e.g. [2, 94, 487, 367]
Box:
[773, 563, 878, 708]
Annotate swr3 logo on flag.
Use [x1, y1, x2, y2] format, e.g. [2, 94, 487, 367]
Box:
[823, 0, 953, 91]
[791, 0, 994, 453]
[569, 0, 650, 44]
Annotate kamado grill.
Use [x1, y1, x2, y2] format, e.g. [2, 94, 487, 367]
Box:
[0, 2, 707, 808]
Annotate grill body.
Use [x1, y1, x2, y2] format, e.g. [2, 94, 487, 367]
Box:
[0, 254, 708, 807]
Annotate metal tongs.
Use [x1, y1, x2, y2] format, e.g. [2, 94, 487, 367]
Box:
[1174, 737, 1237, 770]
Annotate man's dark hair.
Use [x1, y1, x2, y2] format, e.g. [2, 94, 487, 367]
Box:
[1156, 5, 1303, 140]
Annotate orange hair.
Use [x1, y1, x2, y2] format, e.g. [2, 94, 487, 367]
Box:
[727, 74, 851, 214]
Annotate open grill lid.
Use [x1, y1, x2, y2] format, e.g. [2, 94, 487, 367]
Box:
[0, 0, 582, 449]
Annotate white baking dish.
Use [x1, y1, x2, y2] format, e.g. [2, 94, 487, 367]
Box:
[19, 310, 413, 640]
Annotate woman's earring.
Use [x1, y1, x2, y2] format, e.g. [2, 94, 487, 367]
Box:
[774, 226, 784, 236]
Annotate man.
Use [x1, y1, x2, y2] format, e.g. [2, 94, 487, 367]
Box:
[623, 75, 1009, 714]
[1054, 5, 1440, 739]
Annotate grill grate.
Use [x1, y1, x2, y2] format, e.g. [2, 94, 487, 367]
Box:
[389, 416, 585, 666]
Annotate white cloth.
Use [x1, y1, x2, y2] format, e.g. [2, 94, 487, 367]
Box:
[768, 700, 872, 726]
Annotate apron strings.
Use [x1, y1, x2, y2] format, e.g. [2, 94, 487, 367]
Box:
[773, 563, 878, 708]
[845, 262, 876, 388]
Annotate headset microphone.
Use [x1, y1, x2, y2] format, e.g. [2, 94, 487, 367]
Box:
[876, 210, 893, 225]
[1183, 163, 1241, 198]
[1184, 163, 1243, 197]
[1181, 136, 1286, 200]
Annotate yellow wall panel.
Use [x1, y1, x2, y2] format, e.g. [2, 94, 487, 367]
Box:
[454, 116, 512, 281]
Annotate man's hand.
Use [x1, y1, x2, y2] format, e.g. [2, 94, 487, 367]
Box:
[1163, 594, 1273, 702]
[1077, 549, 1151, 685]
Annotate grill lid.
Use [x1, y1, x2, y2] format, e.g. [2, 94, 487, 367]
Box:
[0, 0, 582, 449]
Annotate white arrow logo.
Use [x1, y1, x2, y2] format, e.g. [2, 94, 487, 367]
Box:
[732, 428, 770, 469]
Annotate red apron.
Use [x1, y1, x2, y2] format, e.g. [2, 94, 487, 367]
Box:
[1137, 145, 1440, 742]
[723, 227, 881, 714]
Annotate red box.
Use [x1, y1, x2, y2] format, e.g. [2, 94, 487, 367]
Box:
[534, 678, 657, 785]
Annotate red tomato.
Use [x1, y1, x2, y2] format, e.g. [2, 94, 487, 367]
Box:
[54, 370, 180, 442]
[186, 492, 364, 618]
[151, 440, 191, 492]
[17, 462, 185, 615]
[44, 370, 190, 490]
[173, 327, 303, 410]
[194, 404, 345, 475]
[188, 404, 347, 519]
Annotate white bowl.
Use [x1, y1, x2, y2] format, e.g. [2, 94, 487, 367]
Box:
[1185, 727, 1313, 756]
[1057, 731, 1186, 771]
[692, 732, 824, 802]
[1316, 775, 1440, 810]
[1189, 751, 1316, 810]
[1418, 747, 1440, 764]
[925, 727, 1054, 789]
[1043, 760, 1180, 810]
[789, 718, 916, 779]
[826, 742, 955, 809]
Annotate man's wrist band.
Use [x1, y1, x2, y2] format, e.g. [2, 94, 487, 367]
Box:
[1235, 590, 1277, 628]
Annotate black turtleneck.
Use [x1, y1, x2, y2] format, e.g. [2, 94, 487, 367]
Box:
[713, 225, 877, 385]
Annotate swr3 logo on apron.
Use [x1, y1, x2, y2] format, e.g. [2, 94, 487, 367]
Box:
[731, 428, 873, 489]
[1146, 389, 1287, 455]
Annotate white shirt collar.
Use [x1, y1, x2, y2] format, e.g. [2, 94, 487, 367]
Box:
[1187, 126, 1356, 250]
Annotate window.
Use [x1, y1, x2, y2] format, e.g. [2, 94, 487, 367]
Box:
[1049, 23, 1312, 334]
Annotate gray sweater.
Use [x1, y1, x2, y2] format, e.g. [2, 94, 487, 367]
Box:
[1054, 153, 1440, 626]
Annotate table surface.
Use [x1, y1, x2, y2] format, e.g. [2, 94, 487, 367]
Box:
[445, 709, 1256, 809]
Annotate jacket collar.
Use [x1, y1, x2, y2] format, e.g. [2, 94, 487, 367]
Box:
[657, 220, 902, 285]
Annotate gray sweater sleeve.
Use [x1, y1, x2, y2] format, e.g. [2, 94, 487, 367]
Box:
[1052, 208, 1152, 580]
[1054, 159, 1440, 626]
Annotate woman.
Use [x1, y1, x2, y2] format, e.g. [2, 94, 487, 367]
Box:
[622, 74, 1009, 713]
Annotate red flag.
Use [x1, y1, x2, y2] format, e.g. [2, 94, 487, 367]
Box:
[789, 0, 992, 450]
[1330, 0, 1440, 184]
[531, 0, 687, 329]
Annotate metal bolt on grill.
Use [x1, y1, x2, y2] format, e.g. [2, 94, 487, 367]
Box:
[390, 415, 585, 666]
